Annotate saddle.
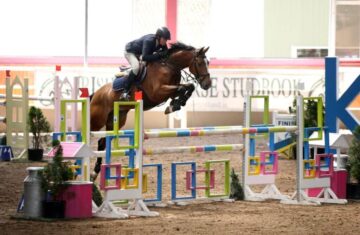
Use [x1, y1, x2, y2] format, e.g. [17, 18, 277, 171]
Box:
[112, 63, 147, 91]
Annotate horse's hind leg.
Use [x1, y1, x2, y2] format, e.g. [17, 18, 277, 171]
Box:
[93, 110, 115, 180]
[96, 110, 114, 151]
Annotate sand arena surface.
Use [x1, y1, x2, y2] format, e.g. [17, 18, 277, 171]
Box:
[1, 135, 360, 235]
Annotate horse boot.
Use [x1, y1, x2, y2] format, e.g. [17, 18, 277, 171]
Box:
[180, 84, 195, 106]
[120, 71, 136, 100]
[165, 98, 181, 114]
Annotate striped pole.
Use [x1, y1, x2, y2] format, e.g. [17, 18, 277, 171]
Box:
[144, 126, 298, 138]
[90, 125, 244, 137]
[90, 126, 298, 139]
[93, 143, 243, 157]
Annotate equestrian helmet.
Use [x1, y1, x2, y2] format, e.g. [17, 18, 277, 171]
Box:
[156, 27, 171, 40]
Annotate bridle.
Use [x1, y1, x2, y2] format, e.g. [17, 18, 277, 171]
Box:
[181, 51, 210, 84]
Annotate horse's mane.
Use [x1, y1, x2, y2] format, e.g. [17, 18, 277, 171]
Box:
[167, 42, 195, 55]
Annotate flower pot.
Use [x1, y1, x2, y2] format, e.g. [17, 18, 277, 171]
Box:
[347, 183, 360, 199]
[42, 200, 66, 218]
[28, 148, 44, 161]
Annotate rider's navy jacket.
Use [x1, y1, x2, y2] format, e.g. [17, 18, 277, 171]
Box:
[125, 34, 167, 62]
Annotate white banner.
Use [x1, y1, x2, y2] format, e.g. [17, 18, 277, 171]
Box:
[8, 65, 357, 113]
[189, 68, 325, 111]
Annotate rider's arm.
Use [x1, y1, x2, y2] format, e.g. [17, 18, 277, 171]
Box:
[141, 39, 161, 62]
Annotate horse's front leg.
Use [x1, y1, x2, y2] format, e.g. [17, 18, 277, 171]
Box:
[158, 84, 189, 114]
[179, 83, 195, 106]
[166, 84, 195, 114]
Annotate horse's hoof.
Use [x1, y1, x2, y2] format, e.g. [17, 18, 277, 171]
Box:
[165, 106, 173, 114]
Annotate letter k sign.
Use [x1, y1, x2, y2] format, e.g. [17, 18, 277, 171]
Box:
[325, 57, 360, 132]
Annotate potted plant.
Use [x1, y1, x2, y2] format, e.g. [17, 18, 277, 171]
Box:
[40, 140, 74, 218]
[28, 106, 51, 161]
[347, 125, 360, 199]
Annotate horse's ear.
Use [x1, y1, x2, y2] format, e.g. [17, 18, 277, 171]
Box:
[203, 47, 210, 54]
[197, 47, 204, 56]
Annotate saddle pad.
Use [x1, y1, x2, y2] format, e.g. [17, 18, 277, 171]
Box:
[112, 67, 147, 91]
[112, 75, 127, 91]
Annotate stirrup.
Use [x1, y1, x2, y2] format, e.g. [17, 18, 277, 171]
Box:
[120, 92, 130, 101]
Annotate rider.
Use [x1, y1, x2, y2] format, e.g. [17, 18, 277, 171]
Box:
[121, 26, 171, 99]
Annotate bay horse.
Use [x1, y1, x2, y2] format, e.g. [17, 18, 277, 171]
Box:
[89, 42, 211, 175]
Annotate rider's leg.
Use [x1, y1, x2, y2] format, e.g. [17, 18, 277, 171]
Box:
[122, 52, 140, 99]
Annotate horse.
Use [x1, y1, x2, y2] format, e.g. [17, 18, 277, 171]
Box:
[89, 42, 211, 175]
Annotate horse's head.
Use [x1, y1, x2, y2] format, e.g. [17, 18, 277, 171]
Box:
[189, 47, 211, 90]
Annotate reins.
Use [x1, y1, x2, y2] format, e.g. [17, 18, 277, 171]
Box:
[164, 50, 209, 86]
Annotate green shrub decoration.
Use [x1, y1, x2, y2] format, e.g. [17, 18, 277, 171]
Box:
[348, 126, 360, 184]
[229, 168, 244, 200]
[40, 140, 74, 200]
[28, 106, 51, 149]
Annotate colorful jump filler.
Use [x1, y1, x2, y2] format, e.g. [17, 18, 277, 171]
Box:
[53, 93, 158, 217]
[94, 97, 159, 218]
[241, 95, 347, 205]
[242, 95, 292, 201]
[283, 96, 347, 205]
[170, 159, 230, 203]
[50, 93, 92, 182]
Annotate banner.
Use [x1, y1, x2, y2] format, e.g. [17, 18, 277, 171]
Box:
[2, 64, 358, 113]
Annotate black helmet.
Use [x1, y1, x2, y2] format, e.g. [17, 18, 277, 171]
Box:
[156, 27, 171, 40]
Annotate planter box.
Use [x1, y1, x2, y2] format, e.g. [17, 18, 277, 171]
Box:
[307, 170, 347, 199]
[59, 181, 93, 218]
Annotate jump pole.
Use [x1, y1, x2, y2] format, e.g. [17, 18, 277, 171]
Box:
[93, 143, 244, 157]
[90, 126, 296, 139]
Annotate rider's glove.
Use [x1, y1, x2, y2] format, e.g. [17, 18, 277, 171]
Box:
[157, 50, 167, 59]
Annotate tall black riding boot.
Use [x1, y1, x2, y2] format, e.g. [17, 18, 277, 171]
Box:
[120, 71, 136, 100]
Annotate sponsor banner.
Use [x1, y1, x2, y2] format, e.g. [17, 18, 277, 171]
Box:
[2, 65, 359, 113]
[191, 68, 325, 111]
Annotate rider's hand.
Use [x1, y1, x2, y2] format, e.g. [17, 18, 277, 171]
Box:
[157, 51, 167, 58]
